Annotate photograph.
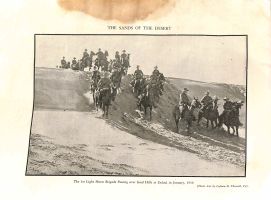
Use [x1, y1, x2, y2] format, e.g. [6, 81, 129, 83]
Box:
[25, 34, 247, 176]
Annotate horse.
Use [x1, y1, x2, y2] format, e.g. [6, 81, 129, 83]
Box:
[132, 78, 143, 97]
[172, 104, 194, 134]
[98, 88, 111, 117]
[191, 98, 202, 121]
[111, 70, 122, 93]
[218, 102, 243, 136]
[98, 86, 117, 117]
[197, 102, 219, 129]
[137, 86, 153, 120]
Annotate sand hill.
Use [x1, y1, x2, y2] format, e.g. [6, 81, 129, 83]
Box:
[26, 68, 246, 176]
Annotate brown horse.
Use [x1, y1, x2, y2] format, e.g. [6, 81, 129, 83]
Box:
[172, 104, 194, 134]
[137, 86, 153, 120]
[198, 102, 219, 129]
[97, 86, 117, 117]
[218, 102, 243, 136]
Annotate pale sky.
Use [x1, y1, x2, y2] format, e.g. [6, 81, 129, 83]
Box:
[36, 35, 246, 85]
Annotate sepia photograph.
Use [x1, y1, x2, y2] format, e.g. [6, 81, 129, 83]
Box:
[25, 34, 247, 176]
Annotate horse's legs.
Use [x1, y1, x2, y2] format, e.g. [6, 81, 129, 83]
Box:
[206, 119, 209, 128]
[227, 126, 231, 135]
[187, 120, 191, 134]
[150, 106, 152, 121]
[144, 106, 147, 118]
[211, 121, 214, 129]
[102, 104, 105, 117]
[197, 114, 201, 126]
[236, 126, 239, 137]
[232, 126, 235, 135]
[106, 105, 109, 117]
[175, 119, 179, 133]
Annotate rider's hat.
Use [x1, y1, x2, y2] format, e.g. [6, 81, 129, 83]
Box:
[122, 50, 126, 52]
[154, 66, 158, 69]
[223, 97, 229, 101]
[205, 91, 210, 95]
[136, 65, 140, 68]
[183, 88, 189, 92]
[85, 49, 87, 51]
[194, 96, 198, 100]
[73, 57, 76, 59]
[213, 95, 219, 100]
[98, 48, 101, 51]
[63, 56, 65, 59]
[237, 100, 244, 104]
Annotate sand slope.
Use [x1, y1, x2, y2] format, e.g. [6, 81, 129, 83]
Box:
[26, 68, 245, 176]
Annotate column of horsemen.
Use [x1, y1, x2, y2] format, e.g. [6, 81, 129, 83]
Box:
[58, 49, 244, 134]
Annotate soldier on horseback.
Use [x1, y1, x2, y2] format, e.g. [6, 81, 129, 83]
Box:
[98, 72, 112, 92]
[200, 91, 213, 113]
[92, 66, 101, 82]
[67, 62, 70, 69]
[121, 50, 127, 65]
[152, 66, 160, 78]
[61, 56, 66, 68]
[96, 48, 104, 68]
[179, 88, 191, 118]
[83, 49, 89, 59]
[219, 97, 233, 120]
[131, 65, 144, 95]
[115, 51, 121, 63]
[71, 57, 78, 70]
[134, 65, 143, 81]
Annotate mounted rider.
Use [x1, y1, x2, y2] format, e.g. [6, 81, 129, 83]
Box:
[152, 66, 160, 78]
[98, 72, 112, 91]
[66, 62, 70, 69]
[96, 48, 104, 67]
[115, 51, 121, 63]
[72, 57, 77, 65]
[121, 50, 127, 65]
[83, 49, 89, 59]
[134, 65, 143, 81]
[61, 56, 66, 68]
[98, 71, 112, 104]
[219, 97, 233, 119]
[92, 66, 101, 81]
[91, 66, 101, 91]
[201, 91, 213, 112]
[179, 88, 191, 118]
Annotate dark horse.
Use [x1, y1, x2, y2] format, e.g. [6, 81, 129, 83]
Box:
[137, 86, 153, 120]
[218, 102, 243, 136]
[98, 87, 117, 117]
[172, 104, 194, 134]
[198, 102, 219, 129]
[132, 78, 144, 97]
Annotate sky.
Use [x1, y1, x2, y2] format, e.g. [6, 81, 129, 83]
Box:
[36, 35, 247, 85]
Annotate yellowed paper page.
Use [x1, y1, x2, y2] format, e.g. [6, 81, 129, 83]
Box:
[0, 0, 270, 199]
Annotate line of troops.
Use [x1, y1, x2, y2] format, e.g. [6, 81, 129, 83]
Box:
[58, 48, 130, 73]
[180, 88, 244, 125]
[91, 64, 165, 103]
[131, 65, 165, 103]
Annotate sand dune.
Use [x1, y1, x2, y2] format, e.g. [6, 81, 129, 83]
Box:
[26, 68, 245, 176]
